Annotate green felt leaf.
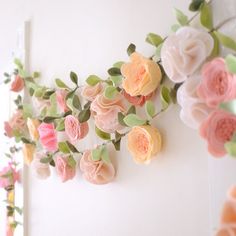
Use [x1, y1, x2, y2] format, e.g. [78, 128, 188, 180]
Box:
[21, 137, 31, 144]
[33, 71, 40, 78]
[171, 24, 181, 32]
[225, 54, 236, 74]
[92, 147, 102, 161]
[145, 100, 155, 118]
[47, 93, 58, 116]
[123, 114, 146, 127]
[14, 206, 23, 215]
[219, 100, 236, 115]
[56, 119, 65, 131]
[67, 155, 76, 168]
[95, 126, 111, 140]
[14, 58, 23, 69]
[127, 43, 136, 56]
[104, 86, 118, 99]
[174, 8, 188, 26]
[225, 141, 236, 157]
[215, 31, 236, 51]
[86, 75, 101, 86]
[118, 112, 127, 126]
[72, 94, 82, 111]
[23, 103, 33, 119]
[107, 67, 121, 76]
[55, 78, 69, 89]
[160, 86, 171, 110]
[189, 0, 204, 11]
[101, 146, 110, 163]
[40, 156, 52, 164]
[113, 61, 124, 69]
[70, 71, 78, 85]
[200, 2, 213, 29]
[78, 109, 91, 123]
[210, 32, 220, 57]
[110, 75, 122, 87]
[127, 105, 136, 115]
[112, 139, 121, 151]
[66, 141, 79, 153]
[146, 33, 163, 47]
[58, 142, 70, 154]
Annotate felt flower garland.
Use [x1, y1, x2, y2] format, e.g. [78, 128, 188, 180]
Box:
[1, 0, 236, 234]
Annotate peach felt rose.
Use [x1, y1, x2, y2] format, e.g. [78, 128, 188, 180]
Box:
[216, 186, 236, 236]
[0, 165, 20, 188]
[127, 125, 162, 164]
[199, 110, 236, 157]
[90, 93, 126, 133]
[10, 75, 24, 92]
[122, 90, 154, 106]
[55, 155, 76, 182]
[161, 27, 213, 83]
[38, 123, 58, 152]
[22, 143, 36, 165]
[27, 118, 40, 141]
[56, 90, 70, 113]
[81, 82, 103, 101]
[80, 150, 115, 185]
[197, 58, 236, 108]
[121, 52, 161, 96]
[7, 110, 25, 135]
[177, 74, 212, 129]
[64, 115, 89, 142]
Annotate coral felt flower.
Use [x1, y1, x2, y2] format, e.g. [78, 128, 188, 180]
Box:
[197, 58, 236, 108]
[90, 93, 126, 133]
[56, 89, 70, 113]
[10, 75, 24, 92]
[121, 52, 162, 96]
[55, 155, 76, 182]
[38, 123, 58, 152]
[127, 125, 162, 164]
[0, 165, 20, 188]
[27, 118, 41, 141]
[199, 110, 236, 157]
[161, 26, 213, 83]
[22, 143, 36, 165]
[64, 115, 89, 142]
[80, 150, 115, 185]
[81, 82, 103, 101]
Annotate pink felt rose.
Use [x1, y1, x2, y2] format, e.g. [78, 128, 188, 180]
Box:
[197, 58, 236, 108]
[161, 26, 213, 83]
[31, 152, 51, 179]
[38, 123, 58, 152]
[90, 93, 126, 133]
[122, 90, 154, 106]
[177, 74, 212, 129]
[10, 75, 24, 92]
[81, 82, 103, 101]
[55, 155, 76, 182]
[56, 90, 70, 113]
[64, 115, 89, 142]
[199, 110, 236, 157]
[80, 150, 115, 185]
[4, 122, 13, 138]
[0, 165, 20, 188]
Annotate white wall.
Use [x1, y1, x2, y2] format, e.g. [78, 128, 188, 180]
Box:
[1, 0, 236, 235]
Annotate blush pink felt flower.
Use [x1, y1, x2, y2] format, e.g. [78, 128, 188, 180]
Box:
[56, 90, 70, 113]
[4, 122, 13, 138]
[80, 150, 115, 185]
[81, 82, 103, 101]
[10, 75, 24, 92]
[38, 123, 58, 152]
[90, 93, 126, 133]
[161, 26, 213, 83]
[0, 165, 20, 188]
[64, 115, 89, 142]
[199, 110, 236, 157]
[197, 58, 236, 108]
[55, 155, 76, 182]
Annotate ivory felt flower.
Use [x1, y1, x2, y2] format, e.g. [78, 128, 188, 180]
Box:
[199, 110, 236, 157]
[81, 82, 103, 101]
[197, 58, 236, 108]
[38, 123, 58, 152]
[55, 155, 76, 182]
[10, 75, 24, 92]
[90, 93, 126, 133]
[121, 52, 162, 96]
[22, 143, 36, 165]
[127, 125, 162, 164]
[177, 74, 212, 129]
[27, 118, 41, 141]
[80, 150, 115, 185]
[161, 26, 213, 83]
[64, 115, 89, 142]
[56, 90, 70, 113]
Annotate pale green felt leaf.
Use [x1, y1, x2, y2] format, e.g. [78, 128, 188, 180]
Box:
[200, 2, 213, 30]
[146, 33, 163, 47]
[174, 8, 188, 26]
[215, 31, 236, 51]
[219, 100, 236, 115]
[104, 86, 118, 99]
[95, 126, 111, 140]
[145, 100, 155, 118]
[86, 75, 101, 86]
[225, 54, 236, 74]
[123, 114, 146, 127]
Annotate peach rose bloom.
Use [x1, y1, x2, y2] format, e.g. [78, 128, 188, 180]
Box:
[200, 110, 236, 157]
[197, 58, 236, 108]
[121, 52, 161, 96]
[90, 93, 126, 133]
[81, 82, 103, 101]
[161, 26, 213, 83]
[80, 150, 115, 185]
[127, 125, 162, 164]
[0, 165, 20, 188]
[38, 123, 58, 152]
[216, 186, 236, 236]
[56, 90, 70, 113]
[10, 75, 24, 92]
[64, 115, 89, 142]
[22, 143, 36, 165]
[27, 118, 40, 141]
[31, 152, 51, 179]
[55, 155, 76, 182]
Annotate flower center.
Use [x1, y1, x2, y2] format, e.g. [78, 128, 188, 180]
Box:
[211, 72, 228, 95]
[136, 133, 149, 154]
[135, 66, 146, 82]
[215, 118, 236, 142]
